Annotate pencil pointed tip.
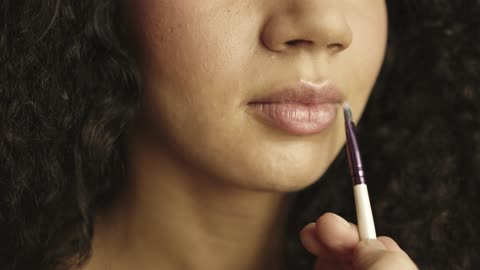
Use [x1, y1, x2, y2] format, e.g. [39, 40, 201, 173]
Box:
[343, 102, 353, 121]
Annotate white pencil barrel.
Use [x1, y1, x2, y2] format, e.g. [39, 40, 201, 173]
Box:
[353, 184, 377, 239]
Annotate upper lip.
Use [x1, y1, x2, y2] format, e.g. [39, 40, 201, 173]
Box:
[248, 80, 345, 105]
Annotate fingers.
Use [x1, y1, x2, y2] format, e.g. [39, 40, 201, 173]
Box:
[353, 239, 418, 270]
[300, 213, 402, 255]
[299, 222, 322, 255]
[299, 222, 333, 260]
[300, 213, 418, 270]
[300, 212, 360, 265]
[376, 236, 402, 252]
[300, 213, 358, 256]
[314, 212, 359, 256]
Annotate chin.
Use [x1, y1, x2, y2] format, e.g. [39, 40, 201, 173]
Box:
[218, 162, 329, 193]
[247, 153, 334, 193]
[190, 139, 338, 194]
[247, 173, 323, 193]
[259, 177, 321, 193]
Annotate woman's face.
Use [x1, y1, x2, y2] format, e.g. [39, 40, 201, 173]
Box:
[127, 0, 388, 192]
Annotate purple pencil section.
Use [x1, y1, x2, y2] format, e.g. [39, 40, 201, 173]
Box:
[343, 110, 367, 185]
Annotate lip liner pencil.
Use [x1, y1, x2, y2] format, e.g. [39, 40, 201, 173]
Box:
[343, 102, 377, 240]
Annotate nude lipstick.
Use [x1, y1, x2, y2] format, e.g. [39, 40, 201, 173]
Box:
[343, 102, 377, 240]
[248, 81, 343, 135]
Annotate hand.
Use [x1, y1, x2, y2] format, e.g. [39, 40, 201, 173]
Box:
[300, 213, 418, 270]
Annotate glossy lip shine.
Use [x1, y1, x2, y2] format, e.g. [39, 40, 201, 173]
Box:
[247, 81, 344, 135]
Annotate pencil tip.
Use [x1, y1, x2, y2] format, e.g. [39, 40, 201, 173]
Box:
[343, 102, 353, 121]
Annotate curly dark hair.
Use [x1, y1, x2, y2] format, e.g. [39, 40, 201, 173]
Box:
[1, 1, 479, 270]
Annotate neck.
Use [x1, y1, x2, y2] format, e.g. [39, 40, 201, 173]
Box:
[84, 132, 291, 270]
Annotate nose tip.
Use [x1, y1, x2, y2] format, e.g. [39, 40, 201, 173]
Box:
[261, 5, 353, 55]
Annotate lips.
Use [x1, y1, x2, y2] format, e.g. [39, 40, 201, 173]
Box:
[247, 81, 344, 135]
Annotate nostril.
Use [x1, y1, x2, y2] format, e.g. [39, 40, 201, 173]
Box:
[327, 43, 345, 53]
[285, 40, 345, 52]
[285, 39, 314, 47]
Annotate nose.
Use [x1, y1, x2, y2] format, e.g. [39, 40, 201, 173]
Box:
[261, 1, 353, 55]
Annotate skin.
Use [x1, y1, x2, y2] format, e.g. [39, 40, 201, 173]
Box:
[82, 1, 417, 270]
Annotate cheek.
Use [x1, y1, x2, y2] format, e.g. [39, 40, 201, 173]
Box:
[355, 3, 388, 80]
[135, 3, 216, 83]
[130, 2, 263, 176]
[132, 1, 258, 128]
[131, 2, 220, 132]
[343, 3, 388, 118]
[131, 1, 250, 91]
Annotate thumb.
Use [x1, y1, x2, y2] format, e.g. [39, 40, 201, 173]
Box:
[353, 239, 418, 270]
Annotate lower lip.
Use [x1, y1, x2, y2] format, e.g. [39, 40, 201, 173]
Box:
[247, 102, 338, 135]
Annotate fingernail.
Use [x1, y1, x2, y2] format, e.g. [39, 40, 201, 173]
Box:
[332, 213, 351, 228]
[364, 239, 386, 250]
